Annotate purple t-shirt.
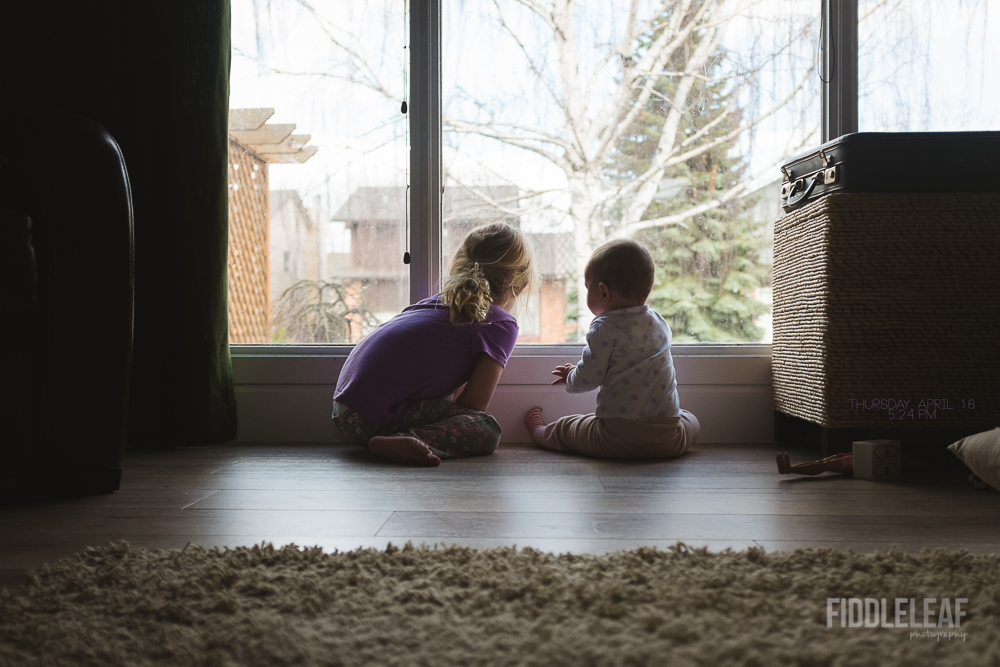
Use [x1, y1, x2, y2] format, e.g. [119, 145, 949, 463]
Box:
[333, 294, 519, 426]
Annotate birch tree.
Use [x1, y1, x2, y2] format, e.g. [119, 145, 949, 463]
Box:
[444, 0, 818, 336]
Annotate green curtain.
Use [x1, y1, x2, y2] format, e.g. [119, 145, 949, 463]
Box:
[1, 2, 237, 446]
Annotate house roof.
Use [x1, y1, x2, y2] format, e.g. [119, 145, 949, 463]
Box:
[330, 185, 574, 277]
[331, 185, 520, 224]
[331, 187, 403, 223]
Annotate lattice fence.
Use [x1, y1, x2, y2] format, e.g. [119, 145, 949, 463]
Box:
[227, 138, 270, 343]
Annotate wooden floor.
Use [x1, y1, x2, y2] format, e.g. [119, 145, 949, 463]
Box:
[3, 440, 1000, 588]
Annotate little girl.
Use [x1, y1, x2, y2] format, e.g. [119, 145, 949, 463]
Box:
[332, 222, 538, 466]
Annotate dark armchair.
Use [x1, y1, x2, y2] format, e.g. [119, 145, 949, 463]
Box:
[1, 109, 134, 496]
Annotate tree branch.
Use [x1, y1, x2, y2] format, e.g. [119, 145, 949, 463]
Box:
[444, 118, 572, 171]
[679, 97, 738, 148]
[233, 48, 401, 103]
[452, 119, 573, 152]
[510, 0, 560, 33]
[620, 179, 750, 236]
[290, 0, 398, 102]
[611, 19, 727, 221]
[661, 59, 815, 169]
[593, 0, 719, 160]
[442, 182, 553, 222]
[582, 0, 645, 110]
[492, 0, 565, 111]
[609, 43, 813, 216]
[621, 148, 801, 238]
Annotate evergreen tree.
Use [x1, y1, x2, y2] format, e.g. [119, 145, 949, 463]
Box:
[607, 4, 772, 342]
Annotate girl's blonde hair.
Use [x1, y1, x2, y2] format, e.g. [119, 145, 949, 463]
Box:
[442, 221, 539, 324]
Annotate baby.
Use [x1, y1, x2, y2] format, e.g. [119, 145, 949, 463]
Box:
[524, 239, 700, 459]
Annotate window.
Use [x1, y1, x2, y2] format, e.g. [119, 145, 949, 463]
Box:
[442, 1, 819, 343]
[231, 1, 989, 349]
[858, 0, 999, 132]
[229, 1, 408, 344]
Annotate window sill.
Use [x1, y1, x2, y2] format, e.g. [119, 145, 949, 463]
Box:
[231, 343, 772, 358]
[230, 343, 772, 386]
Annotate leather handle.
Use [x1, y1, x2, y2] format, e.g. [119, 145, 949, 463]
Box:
[784, 172, 822, 210]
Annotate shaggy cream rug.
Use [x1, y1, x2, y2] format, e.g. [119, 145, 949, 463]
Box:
[1, 541, 998, 666]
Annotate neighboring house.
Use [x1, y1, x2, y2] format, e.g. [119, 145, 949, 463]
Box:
[328, 186, 410, 329]
[226, 108, 317, 343]
[270, 190, 321, 308]
[329, 185, 576, 342]
[519, 232, 576, 344]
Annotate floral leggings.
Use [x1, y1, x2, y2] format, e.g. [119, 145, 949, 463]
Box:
[333, 399, 502, 460]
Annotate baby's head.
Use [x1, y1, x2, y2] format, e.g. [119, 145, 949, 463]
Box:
[584, 238, 655, 315]
[443, 221, 539, 324]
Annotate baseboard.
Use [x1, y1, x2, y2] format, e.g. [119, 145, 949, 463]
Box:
[233, 352, 777, 444]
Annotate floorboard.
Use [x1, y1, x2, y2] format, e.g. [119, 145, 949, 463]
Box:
[2, 441, 997, 589]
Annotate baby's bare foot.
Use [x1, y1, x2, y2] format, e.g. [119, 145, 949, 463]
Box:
[368, 436, 442, 466]
[524, 406, 545, 432]
[524, 407, 546, 446]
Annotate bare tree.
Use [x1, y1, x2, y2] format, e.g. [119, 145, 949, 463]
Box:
[443, 0, 818, 334]
[271, 279, 381, 343]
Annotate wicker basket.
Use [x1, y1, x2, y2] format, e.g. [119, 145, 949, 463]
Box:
[772, 192, 1000, 429]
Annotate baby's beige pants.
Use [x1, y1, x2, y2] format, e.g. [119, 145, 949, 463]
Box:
[539, 409, 700, 459]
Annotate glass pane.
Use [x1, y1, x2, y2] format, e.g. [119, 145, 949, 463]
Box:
[443, 0, 819, 344]
[229, 0, 408, 344]
[859, 0, 1000, 132]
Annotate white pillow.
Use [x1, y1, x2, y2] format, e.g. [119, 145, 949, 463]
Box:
[948, 427, 1000, 492]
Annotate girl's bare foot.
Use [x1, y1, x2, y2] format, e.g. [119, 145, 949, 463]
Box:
[524, 407, 546, 446]
[368, 436, 442, 466]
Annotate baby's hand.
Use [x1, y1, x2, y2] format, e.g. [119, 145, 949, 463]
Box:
[551, 363, 574, 385]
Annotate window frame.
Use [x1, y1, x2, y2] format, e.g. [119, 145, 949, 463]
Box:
[233, 0, 859, 358]
[822, 0, 859, 142]
[408, 0, 442, 305]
